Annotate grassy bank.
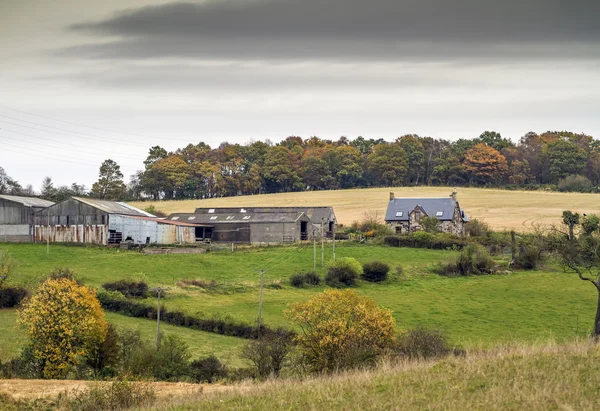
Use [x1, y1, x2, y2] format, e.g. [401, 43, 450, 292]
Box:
[152, 340, 600, 411]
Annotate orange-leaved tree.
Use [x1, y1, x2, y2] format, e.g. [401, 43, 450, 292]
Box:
[285, 289, 396, 372]
[464, 143, 509, 185]
[18, 277, 108, 378]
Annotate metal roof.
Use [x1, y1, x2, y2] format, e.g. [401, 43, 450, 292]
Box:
[0, 194, 54, 208]
[385, 197, 468, 222]
[167, 212, 307, 224]
[193, 206, 336, 222]
[125, 215, 212, 227]
[72, 197, 156, 217]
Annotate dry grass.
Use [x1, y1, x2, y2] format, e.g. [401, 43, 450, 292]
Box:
[153, 339, 600, 411]
[130, 187, 600, 232]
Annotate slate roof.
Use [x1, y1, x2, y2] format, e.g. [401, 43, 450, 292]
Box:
[72, 197, 156, 217]
[167, 212, 307, 224]
[0, 194, 54, 208]
[385, 197, 468, 222]
[125, 215, 212, 227]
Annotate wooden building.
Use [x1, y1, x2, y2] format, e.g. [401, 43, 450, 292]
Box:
[0, 195, 54, 242]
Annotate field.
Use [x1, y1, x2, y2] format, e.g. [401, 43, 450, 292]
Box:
[130, 186, 600, 231]
[0, 242, 597, 366]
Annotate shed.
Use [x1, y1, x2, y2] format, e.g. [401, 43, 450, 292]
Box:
[0, 195, 54, 242]
[193, 206, 337, 237]
[33, 197, 210, 246]
[167, 211, 314, 244]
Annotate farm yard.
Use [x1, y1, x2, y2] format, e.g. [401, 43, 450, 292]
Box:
[0, 241, 596, 367]
[130, 186, 600, 232]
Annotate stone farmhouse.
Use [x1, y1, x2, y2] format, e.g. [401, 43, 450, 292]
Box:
[385, 191, 469, 235]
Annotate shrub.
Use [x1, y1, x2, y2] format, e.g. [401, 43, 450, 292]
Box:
[67, 381, 156, 411]
[436, 245, 495, 277]
[103, 280, 149, 298]
[86, 324, 121, 377]
[325, 257, 362, 288]
[18, 276, 108, 378]
[285, 289, 396, 372]
[303, 272, 321, 286]
[144, 205, 167, 218]
[154, 334, 192, 381]
[241, 328, 292, 379]
[397, 327, 451, 359]
[557, 174, 595, 193]
[384, 233, 469, 250]
[289, 273, 306, 288]
[0, 250, 17, 285]
[0, 285, 28, 308]
[466, 218, 490, 237]
[190, 355, 228, 383]
[0, 345, 43, 379]
[420, 216, 440, 233]
[48, 267, 81, 283]
[362, 261, 390, 283]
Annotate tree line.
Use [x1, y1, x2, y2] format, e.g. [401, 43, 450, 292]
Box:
[2, 129, 600, 202]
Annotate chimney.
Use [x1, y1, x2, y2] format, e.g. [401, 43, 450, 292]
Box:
[389, 192, 395, 201]
[450, 189, 457, 201]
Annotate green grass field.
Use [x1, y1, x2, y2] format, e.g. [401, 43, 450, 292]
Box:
[1, 242, 597, 364]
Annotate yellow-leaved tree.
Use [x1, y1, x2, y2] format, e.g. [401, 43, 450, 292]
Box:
[18, 277, 108, 378]
[285, 289, 396, 372]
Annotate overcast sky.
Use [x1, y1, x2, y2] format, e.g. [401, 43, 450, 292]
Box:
[1, 0, 599, 189]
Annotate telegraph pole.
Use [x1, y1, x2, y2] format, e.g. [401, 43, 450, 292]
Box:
[152, 287, 168, 350]
[313, 229, 317, 272]
[46, 208, 50, 259]
[257, 269, 267, 340]
[332, 223, 336, 262]
[321, 218, 325, 267]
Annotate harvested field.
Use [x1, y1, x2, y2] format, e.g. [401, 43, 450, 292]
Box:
[130, 186, 600, 232]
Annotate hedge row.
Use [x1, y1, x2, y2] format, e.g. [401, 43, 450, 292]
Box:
[384, 232, 469, 250]
[97, 291, 294, 340]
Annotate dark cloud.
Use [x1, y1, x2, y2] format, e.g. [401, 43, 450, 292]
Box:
[66, 0, 600, 61]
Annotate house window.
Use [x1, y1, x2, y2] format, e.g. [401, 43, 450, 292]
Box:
[415, 211, 421, 221]
[395, 211, 403, 217]
[436, 211, 444, 217]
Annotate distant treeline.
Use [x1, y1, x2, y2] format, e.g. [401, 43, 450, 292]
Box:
[2, 130, 599, 202]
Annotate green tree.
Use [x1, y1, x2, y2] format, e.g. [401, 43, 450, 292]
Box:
[367, 143, 408, 186]
[397, 135, 425, 185]
[90, 159, 126, 200]
[144, 146, 168, 169]
[479, 131, 513, 151]
[262, 146, 303, 193]
[547, 139, 587, 183]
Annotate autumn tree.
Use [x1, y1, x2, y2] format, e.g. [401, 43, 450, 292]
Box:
[18, 277, 108, 378]
[90, 159, 126, 200]
[285, 289, 396, 372]
[367, 143, 408, 186]
[463, 143, 509, 185]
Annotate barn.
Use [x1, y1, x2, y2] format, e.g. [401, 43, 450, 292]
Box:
[166, 210, 315, 244]
[0, 195, 54, 242]
[193, 206, 337, 237]
[33, 197, 210, 246]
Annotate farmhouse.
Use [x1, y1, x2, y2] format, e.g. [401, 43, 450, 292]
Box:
[167, 210, 316, 244]
[0, 195, 54, 242]
[385, 191, 469, 235]
[193, 206, 337, 237]
[33, 197, 210, 246]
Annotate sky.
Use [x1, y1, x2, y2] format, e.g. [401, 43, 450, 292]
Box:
[1, 0, 599, 189]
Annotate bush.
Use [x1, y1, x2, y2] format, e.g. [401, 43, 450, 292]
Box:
[436, 245, 495, 277]
[362, 261, 390, 283]
[190, 355, 228, 383]
[290, 272, 321, 288]
[420, 216, 440, 233]
[144, 205, 167, 218]
[557, 174, 595, 193]
[325, 257, 362, 288]
[466, 218, 490, 237]
[103, 280, 149, 298]
[67, 381, 156, 411]
[289, 273, 306, 288]
[384, 232, 469, 250]
[241, 328, 292, 379]
[154, 335, 191, 381]
[0, 345, 43, 379]
[285, 289, 396, 372]
[0, 285, 28, 308]
[397, 327, 451, 359]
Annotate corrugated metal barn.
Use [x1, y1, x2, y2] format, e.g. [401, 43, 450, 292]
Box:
[193, 206, 338, 237]
[34, 197, 210, 246]
[167, 210, 314, 244]
[0, 195, 54, 242]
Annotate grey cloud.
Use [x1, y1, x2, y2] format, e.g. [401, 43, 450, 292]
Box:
[65, 0, 600, 61]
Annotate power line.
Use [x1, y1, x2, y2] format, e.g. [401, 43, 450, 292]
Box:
[0, 127, 145, 161]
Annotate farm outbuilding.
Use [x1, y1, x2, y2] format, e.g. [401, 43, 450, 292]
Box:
[0, 195, 54, 242]
[33, 197, 210, 246]
[167, 210, 315, 244]
[193, 206, 338, 237]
